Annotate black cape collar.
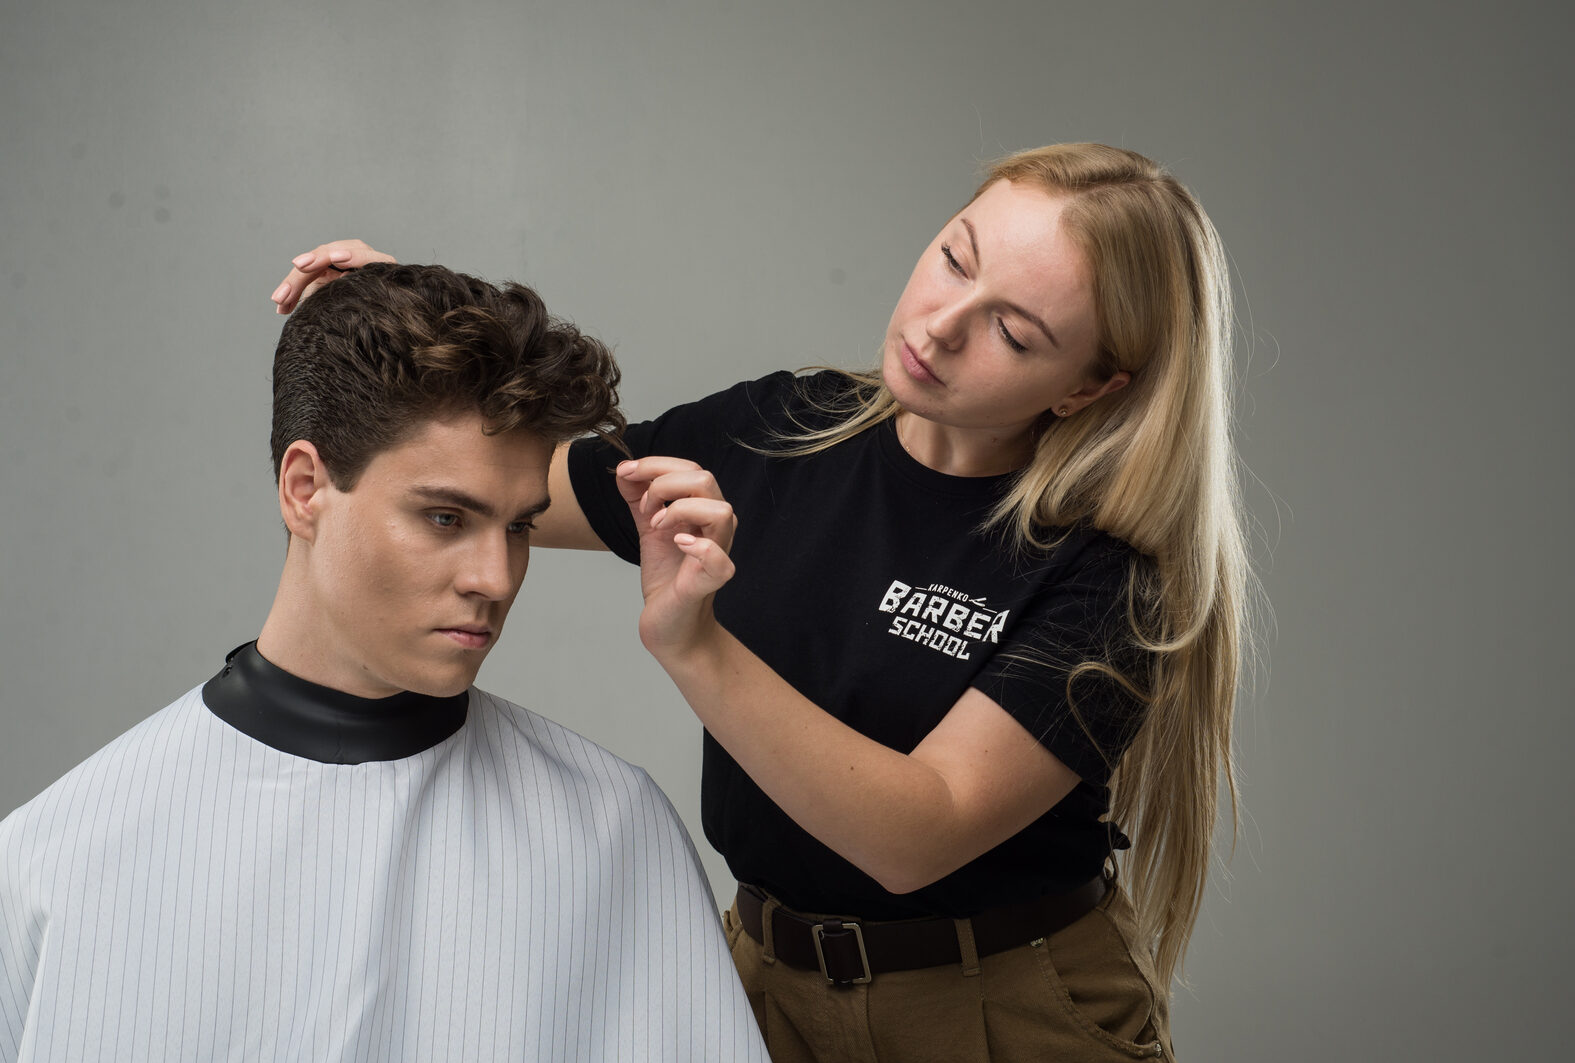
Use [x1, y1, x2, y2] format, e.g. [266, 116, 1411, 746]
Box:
[202, 642, 469, 764]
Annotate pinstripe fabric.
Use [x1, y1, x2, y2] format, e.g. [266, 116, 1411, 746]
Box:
[0, 687, 766, 1062]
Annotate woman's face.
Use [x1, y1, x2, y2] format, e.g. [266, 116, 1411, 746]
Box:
[882, 179, 1126, 443]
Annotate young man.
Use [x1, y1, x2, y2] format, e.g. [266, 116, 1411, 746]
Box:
[0, 265, 766, 1062]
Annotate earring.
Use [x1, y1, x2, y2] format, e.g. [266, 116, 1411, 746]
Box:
[1057, 406, 1070, 417]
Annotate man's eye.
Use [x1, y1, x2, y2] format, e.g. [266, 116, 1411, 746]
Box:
[941, 244, 965, 275]
[507, 521, 535, 536]
[428, 512, 460, 529]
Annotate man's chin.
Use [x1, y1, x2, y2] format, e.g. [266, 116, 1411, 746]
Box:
[408, 673, 479, 699]
[396, 636, 494, 697]
[397, 658, 484, 699]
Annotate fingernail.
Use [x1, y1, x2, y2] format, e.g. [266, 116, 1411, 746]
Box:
[674, 533, 697, 546]
[270, 283, 289, 303]
[649, 508, 665, 527]
[616, 460, 636, 475]
[291, 253, 313, 268]
[329, 249, 352, 262]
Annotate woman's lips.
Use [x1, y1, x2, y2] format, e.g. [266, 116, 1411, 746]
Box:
[900, 342, 942, 386]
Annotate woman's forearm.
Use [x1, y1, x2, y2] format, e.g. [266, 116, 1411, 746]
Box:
[532, 443, 610, 550]
[649, 620, 1071, 895]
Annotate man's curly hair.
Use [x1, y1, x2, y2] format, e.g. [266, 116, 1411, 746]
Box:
[271, 262, 624, 489]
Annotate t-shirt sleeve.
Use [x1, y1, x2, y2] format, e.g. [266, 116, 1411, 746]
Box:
[971, 538, 1154, 787]
[565, 370, 804, 564]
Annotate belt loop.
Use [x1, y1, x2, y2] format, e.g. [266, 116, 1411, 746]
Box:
[953, 917, 982, 977]
[760, 895, 780, 965]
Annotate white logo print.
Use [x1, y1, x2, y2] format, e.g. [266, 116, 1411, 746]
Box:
[877, 579, 1009, 661]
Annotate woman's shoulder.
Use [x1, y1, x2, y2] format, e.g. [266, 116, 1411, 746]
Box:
[1084, 527, 1151, 567]
[744, 366, 873, 414]
[678, 367, 876, 438]
[1032, 524, 1153, 588]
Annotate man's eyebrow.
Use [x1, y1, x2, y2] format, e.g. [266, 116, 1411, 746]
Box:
[961, 216, 1062, 349]
[408, 486, 552, 522]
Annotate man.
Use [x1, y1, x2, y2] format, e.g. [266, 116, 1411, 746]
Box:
[0, 264, 766, 1062]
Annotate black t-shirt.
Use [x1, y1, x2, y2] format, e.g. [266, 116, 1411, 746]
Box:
[568, 371, 1152, 919]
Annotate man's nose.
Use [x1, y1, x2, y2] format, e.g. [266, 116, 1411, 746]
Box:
[455, 532, 517, 601]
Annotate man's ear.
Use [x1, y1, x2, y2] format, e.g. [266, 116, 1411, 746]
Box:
[278, 440, 333, 542]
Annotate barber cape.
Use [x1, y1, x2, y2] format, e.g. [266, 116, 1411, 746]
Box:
[0, 645, 766, 1062]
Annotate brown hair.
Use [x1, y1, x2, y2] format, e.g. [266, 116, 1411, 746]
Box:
[271, 262, 623, 488]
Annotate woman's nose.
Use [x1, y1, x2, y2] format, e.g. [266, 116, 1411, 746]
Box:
[924, 297, 970, 351]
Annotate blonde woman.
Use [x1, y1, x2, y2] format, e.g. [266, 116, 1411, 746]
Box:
[275, 143, 1249, 1062]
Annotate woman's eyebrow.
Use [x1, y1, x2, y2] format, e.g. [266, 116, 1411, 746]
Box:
[962, 217, 1061, 349]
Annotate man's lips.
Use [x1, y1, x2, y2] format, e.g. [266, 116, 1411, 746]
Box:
[900, 341, 943, 386]
[438, 626, 492, 649]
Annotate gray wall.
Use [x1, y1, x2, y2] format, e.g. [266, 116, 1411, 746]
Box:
[2, 1, 1568, 1058]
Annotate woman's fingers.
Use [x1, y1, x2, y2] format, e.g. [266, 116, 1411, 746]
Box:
[615, 456, 739, 604]
[649, 497, 737, 549]
[616, 456, 702, 479]
[616, 459, 727, 522]
[615, 457, 738, 589]
[673, 533, 737, 593]
[617, 456, 711, 507]
[618, 460, 722, 514]
[270, 239, 397, 314]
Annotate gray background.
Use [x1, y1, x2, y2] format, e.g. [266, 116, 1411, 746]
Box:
[2, 0, 1569, 1058]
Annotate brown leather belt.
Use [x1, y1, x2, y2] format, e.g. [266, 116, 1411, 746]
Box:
[735, 877, 1107, 986]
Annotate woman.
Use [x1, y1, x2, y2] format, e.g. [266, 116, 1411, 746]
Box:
[274, 143, 1249, 1062]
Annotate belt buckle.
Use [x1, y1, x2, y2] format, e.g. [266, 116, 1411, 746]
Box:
[811, 920, 872, 986]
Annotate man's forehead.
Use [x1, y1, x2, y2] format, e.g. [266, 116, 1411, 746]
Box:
[394, 409, 550, 457]
[362, 412, 553, 498]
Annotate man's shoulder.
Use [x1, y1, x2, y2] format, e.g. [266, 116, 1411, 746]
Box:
[467, 688, 671, 803]
[466, 689, 702, 864]
[0, 685, 207, 857]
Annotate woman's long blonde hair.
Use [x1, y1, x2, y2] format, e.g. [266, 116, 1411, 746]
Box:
[774, 143, 1249, 989]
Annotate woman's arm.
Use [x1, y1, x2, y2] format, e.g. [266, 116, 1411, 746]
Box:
[534, 443, 609, 550]
[618, 457, 1083, 895]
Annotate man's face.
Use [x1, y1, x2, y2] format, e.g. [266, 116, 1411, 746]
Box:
[299, 410, 554, 698]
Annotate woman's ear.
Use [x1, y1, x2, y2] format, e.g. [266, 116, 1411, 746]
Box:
[1063, 370, 1132, 416]
[277, 440, 332, 542]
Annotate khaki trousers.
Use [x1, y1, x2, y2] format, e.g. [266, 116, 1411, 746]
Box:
[723, 884, 1173, 1062]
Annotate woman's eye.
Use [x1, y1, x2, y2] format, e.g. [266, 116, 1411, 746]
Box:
[941, 244, 965, 275]
[428, 512, 460, 529]
[998, 319, 1027, 353]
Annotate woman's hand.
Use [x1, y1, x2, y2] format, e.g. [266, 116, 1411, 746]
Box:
[269, 239, 397, 314]
[614, 457, 738, 660]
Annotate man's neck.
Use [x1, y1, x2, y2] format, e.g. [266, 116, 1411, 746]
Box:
[258, 563, 405, 700]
